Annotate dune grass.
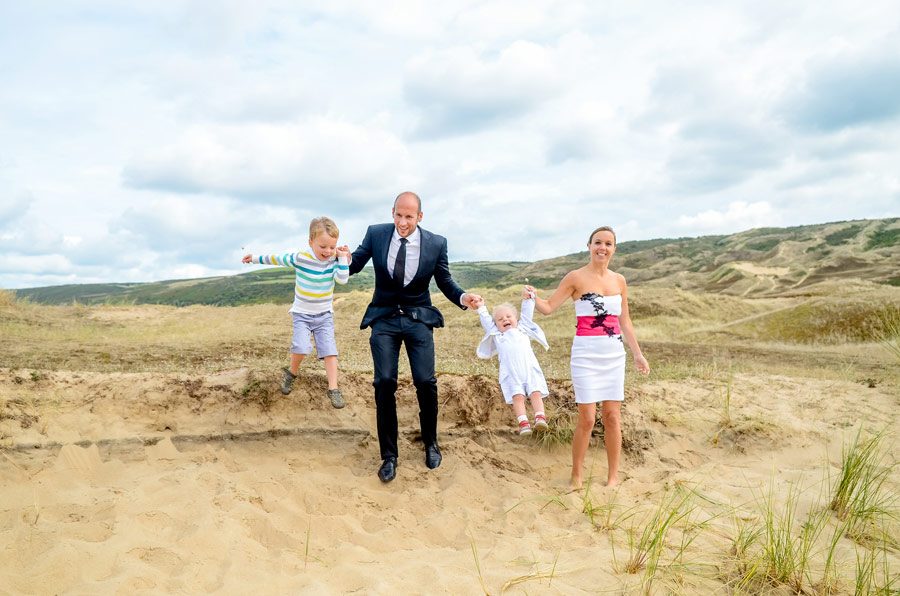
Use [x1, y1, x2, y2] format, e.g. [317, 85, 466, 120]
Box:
[613, 485, 698, 594]
[829, 427, 899, 548]
[879, 309, 900, 362]
[533, 405, 577, 450]
[468, 529, 491, 596]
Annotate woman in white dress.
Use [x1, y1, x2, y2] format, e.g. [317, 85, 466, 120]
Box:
[527, 226, 650, 488]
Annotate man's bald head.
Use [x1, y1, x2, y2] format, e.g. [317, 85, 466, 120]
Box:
[392, 191, 423, 238]
[393, 191, 421, 213]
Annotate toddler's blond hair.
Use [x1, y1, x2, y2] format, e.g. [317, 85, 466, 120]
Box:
[492, 302, 517, 320]
[309, 217, 339, 240]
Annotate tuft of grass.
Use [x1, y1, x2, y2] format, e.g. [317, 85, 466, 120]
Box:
[754, 475, 831, 594]
[286, 517, 325, 569]
[581, 482, 635, 532]
[819, 517, 851, 595]
[879, 309, 900, 362]
[533, 406, 576, 450]
[710, 376, 734, 447]
[829, 426, 898, 545]
[500, 549, 562, 593]
[728, 515, 763, 583]
[240, 380, 261, 396]
[616, 486, 696, 595]
[853, 534, 899, 596]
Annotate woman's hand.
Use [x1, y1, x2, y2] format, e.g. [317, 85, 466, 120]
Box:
[634, 354, 650, 375]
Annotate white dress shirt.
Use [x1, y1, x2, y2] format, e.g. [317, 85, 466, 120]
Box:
[387, 227, 421, 287]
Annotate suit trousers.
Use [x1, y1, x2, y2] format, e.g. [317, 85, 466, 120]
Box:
[369, 314, 438, 460]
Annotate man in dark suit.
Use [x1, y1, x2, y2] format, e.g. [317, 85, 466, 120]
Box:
[349, 192, 481, 482]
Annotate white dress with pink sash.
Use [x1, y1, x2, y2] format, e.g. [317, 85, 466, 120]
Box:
[571, 293, 626, 403]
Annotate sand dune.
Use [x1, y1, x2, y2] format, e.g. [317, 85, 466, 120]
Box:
[2, 364, 898, 595]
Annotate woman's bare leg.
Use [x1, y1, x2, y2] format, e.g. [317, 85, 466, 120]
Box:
[570, 402, 597, 488]
[601, 400, 622, 487]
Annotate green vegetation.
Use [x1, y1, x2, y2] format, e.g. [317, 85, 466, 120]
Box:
[745, 238, 780, 252]
[824, 224, 864, 246]
[865, 226, 900, 251]
[830, 427, 898, 546]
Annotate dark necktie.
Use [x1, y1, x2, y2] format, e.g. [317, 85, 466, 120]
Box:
[393, 238, 408, 287]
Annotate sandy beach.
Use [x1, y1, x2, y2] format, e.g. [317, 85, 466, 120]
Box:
[2, 357, 898, 595]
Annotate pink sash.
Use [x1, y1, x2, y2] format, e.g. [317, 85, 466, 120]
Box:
[576, 315, 620, 336]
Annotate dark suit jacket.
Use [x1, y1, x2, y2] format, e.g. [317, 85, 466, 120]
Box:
[349, 224, 466, 329]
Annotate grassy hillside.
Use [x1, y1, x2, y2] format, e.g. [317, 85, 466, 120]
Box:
[497, 217, 900, 296]
[13, 217, 900, 306]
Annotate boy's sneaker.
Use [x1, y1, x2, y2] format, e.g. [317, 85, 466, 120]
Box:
[327, 388, 345, 409]
[279, 368, 296, 395]
[534, 413, 549, 431]
[518, 419, 533, 436]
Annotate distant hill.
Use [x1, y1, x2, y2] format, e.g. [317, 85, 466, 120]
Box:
[496, 217, 900, 297]
[14, 261, 531, 307]
[14, 218, 900, 305]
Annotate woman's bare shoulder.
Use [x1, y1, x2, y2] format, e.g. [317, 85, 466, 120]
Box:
[610, 270, 628, 290]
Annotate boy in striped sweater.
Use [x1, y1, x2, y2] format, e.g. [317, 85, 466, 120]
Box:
[242, 217, 350, 408]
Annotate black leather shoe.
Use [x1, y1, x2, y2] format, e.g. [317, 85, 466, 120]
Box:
[424, 443, 442, 469]
[378, 457, 397, 482]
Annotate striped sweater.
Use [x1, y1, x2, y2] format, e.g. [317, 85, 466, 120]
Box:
[257, 252, 349, 314]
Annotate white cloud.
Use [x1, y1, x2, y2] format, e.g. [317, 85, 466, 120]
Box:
[123, 117, 412, 202]
[676, 201, 778, 234]
[404, 40, 562, 137]
[0, 191, 33, 228]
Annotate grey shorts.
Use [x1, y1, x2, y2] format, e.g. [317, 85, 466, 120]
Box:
[291, 312, 338, 358]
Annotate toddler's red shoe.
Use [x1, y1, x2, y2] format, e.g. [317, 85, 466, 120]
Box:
[518, 419, 533, 436]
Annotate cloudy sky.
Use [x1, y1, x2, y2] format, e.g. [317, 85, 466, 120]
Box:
[2, 1, 899, 289]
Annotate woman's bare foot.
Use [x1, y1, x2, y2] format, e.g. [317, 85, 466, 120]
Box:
[569, 474, 583, 490]
[606, 475, 619, 488]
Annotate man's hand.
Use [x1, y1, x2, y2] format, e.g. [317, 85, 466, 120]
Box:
[462, 293, 482, 309]
[336, 245, 351, 260]
[242, 254, 253, 264]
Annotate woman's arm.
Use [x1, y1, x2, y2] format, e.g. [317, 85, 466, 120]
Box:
[528, 271, 577, 315]
[617, 275, 650, 374]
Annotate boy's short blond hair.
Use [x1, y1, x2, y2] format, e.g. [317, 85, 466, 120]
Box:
[309, 217, 339, 240]
[492, 302, 517, 319]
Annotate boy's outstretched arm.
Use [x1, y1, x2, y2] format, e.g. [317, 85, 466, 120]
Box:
[334, 246, 351, 285]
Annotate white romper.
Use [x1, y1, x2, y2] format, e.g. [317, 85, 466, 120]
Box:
[477, 298, 550, 404]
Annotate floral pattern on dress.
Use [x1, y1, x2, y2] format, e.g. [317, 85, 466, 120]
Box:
[578, 293, 623, 343]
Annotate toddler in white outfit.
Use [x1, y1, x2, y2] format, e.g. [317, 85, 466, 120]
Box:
[473, 288, 550, 435]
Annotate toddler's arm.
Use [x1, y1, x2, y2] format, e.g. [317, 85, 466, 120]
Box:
[476, 302, 495, 333]
[519, 295, 536, 323]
